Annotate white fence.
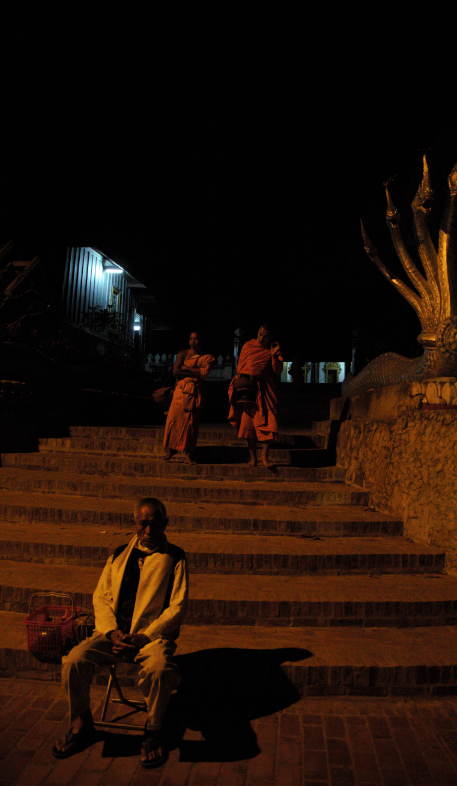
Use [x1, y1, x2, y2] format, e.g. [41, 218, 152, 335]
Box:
[145, 353, 233, 381]
[145, 354, 345, 384]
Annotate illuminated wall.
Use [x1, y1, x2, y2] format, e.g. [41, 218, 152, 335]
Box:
[62, 247, 136, 346]
[281, 361, 346, 383]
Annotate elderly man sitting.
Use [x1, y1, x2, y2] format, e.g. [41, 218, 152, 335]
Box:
[53, 497, 188, 769]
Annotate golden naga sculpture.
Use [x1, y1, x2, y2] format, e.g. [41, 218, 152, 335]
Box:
[342, 157, 457, 396]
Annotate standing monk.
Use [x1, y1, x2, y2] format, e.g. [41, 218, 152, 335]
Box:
[163, 331, 214, 465]
[228, 323, 282, 468]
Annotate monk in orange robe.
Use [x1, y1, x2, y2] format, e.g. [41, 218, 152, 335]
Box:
[163, 332, 214, 464]
[228, 324, 282, 467]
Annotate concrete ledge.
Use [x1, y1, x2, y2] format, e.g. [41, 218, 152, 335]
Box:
[4, 616, 457, 696]
[0, 469, 368, 506]
[2, 567, 457, 626]
[0, 537, 444, 574]
[1, 451, 345, 481]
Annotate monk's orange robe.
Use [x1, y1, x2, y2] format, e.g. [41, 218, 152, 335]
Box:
[163, 353, 214, 452]
[228, 339, 282, 442]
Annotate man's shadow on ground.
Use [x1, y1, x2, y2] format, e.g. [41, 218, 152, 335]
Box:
[100, 646, 312, 762]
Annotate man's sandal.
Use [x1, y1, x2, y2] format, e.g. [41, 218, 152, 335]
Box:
[141, 732, 168, 769]
[52, 726, 96, 759]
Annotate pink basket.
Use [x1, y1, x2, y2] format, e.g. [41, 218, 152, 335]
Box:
[25, 593, 80, 660]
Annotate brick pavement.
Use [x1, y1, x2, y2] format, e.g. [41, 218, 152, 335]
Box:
[2, 678, 457, 785]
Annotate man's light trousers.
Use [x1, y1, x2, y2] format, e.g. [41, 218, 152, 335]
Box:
[61, 633, 180, 730]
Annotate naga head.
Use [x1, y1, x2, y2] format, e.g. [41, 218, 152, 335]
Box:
[412, 155, 434, 215]
[361, 156, 457, 373]
[344, 155, 457, 397]
[385, 184, 400, 228]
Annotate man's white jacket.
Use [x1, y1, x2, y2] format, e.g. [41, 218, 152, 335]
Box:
[92, 535, 188, 651]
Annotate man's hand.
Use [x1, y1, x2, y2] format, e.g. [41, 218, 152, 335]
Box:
[126, 633, 151, 651]
[108, 630, 151, 660]
[108, 629, 125, 648]
[176, 368, 201, 379]
[271, 342, 283, 361]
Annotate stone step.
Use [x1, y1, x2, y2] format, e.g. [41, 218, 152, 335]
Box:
[4, 612, 457, 696]
[0, 469, 368, 506]
[69, 424, 318, 447]
[312, 420, 333, 434]
[38, 438, 324, 466]
[0, 491, 401, 535]
[2, 560, 456, 626]
[0, 523, 442, 573]
[1, 451, 343, 480]
[39, 437, 164, 456]
[70, 425, 162, 440]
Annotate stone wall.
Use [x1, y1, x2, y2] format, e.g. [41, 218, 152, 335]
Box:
[336, 409, 457, 570]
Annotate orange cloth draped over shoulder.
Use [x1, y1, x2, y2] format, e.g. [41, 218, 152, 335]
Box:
[163, 353, 214, 452]
[228, 339, 282, 442]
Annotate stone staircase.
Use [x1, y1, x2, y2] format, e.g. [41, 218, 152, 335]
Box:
[1, 423, 457, 696]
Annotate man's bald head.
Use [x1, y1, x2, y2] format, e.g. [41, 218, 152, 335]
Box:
[133, 497, 167, 523]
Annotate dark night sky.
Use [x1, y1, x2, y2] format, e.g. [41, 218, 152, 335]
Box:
[2, 15, 456, 362]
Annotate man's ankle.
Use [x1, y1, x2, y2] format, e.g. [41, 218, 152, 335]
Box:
[72, 712, 93, 733]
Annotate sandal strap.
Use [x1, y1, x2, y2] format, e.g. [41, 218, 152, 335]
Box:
[52, 725, 95, 759]
[142, 734, 162, 754]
